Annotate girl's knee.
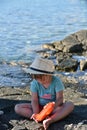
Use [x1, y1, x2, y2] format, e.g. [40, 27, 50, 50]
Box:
[66, 101, 74, 111]
[14, 104, 21, 113]
[69, 102, 74, 110]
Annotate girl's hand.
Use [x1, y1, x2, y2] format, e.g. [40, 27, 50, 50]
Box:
[30, 114, 38, 123]
[31, 102, 55, 123]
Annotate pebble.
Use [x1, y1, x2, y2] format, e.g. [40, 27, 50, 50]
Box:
[0, 110, 4, 115]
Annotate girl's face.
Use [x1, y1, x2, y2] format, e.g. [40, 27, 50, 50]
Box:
[31, 74, 43, 80]
[31, 74, 52, 85]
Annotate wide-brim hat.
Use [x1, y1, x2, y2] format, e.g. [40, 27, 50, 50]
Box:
[23, 57, 55, 75]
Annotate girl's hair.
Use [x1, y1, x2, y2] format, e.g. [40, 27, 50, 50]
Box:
[31, 74, 43, 79]
[31, 74, 51, 80]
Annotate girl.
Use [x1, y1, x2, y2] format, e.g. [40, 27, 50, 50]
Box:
[15, 57, 74, 130]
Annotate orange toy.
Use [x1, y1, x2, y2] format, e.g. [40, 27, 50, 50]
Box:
[33, 102, 55, 122]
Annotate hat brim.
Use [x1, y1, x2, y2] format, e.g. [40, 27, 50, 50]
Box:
[23, 68, 54, 75]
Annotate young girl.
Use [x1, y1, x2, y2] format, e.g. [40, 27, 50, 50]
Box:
[15, 57, 74, 130]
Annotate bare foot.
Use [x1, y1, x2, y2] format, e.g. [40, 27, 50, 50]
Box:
[43, 118, 52, 130]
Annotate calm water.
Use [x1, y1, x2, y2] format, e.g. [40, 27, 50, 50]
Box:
[0, 0, 87, 87]
[0, 0, 87, 63]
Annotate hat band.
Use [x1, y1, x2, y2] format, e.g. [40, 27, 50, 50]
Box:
[30, 67, 54, 74]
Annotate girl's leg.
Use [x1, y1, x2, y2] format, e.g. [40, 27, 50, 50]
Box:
[43, 101, 74, 130]
[14, 103, 33, 118]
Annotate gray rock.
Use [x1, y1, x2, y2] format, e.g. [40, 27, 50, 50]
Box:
[55, 58, 78, 72]
[40, 30, 87, 72]
[62, 34, 83, 53]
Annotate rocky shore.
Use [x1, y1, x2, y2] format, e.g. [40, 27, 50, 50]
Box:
[36, 29, 87, 72]
[0, 30, 87, 130]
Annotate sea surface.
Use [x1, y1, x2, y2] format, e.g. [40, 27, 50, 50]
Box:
[0, 0, 87, 87]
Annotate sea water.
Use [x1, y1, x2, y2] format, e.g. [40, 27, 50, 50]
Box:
[0, 0, 87, 87]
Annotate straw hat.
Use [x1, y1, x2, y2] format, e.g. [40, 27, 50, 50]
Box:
[23, 57, 55, 75]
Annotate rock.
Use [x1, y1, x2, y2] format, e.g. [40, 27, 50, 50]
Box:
[0, 110, 4, 115]
[55, 58, 78, 72]
[25, 121, 44, 130]
[62, 34, 83, 53]
[80, 59, 87, 71]
[42, 43, 55, 50]
[36, 30, 87, 71]
[75, 30, 87, 43]
[12, 125, 25, 130]
[53, 41, 64, 51]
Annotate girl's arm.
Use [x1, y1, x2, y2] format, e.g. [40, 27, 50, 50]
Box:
[31, 92, 40, 114]
[55, 90, 63, 108]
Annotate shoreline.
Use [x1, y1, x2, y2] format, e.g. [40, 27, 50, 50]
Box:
[0, 61, 87, 88]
